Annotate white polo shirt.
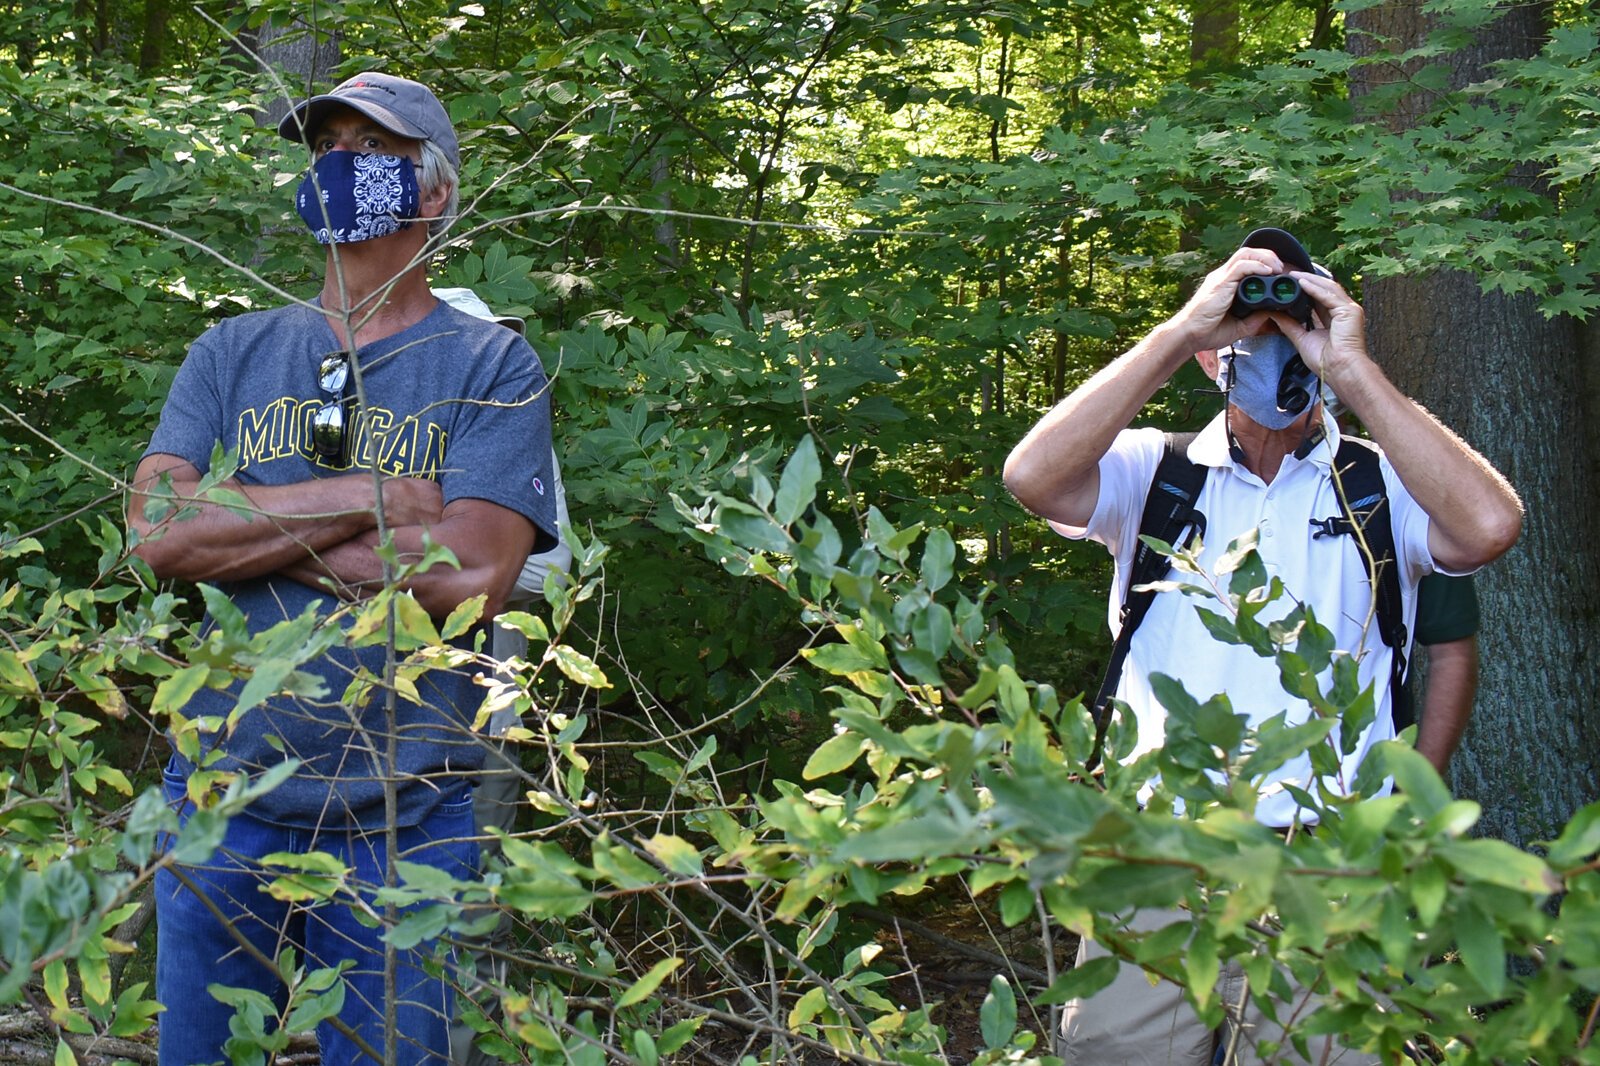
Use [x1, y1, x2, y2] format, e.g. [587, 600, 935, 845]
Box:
[1056, 410, 1439, 827]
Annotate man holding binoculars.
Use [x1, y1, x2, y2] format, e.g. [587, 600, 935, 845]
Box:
[1003, 228, 1522, 1063]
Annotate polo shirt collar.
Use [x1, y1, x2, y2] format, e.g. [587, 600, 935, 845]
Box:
[1185, 406, 1343, 472]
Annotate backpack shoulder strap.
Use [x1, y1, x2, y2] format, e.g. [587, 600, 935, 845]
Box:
[1316, 436, 1412, 730]
[1090, 432, 1208, 739]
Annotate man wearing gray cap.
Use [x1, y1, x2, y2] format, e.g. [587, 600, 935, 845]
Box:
[1004, 229, 1521, 1063]
[128, 72, 557, 1065]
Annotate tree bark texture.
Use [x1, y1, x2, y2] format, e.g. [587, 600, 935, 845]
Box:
[1188, 0, 1238, 74]
[138, 0, 170, 73]
[1347, 0, 1600, 847]
[246, 16, 343, 128]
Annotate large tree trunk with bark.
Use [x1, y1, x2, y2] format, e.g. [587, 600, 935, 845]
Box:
[1347, 0, 1600, 847]
[241, 15, 342, 128]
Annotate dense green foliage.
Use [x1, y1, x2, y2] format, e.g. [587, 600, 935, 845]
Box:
[3, 0, 1600, 1062]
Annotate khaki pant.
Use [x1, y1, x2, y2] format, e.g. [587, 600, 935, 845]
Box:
[1060, 908, 1383, 1066]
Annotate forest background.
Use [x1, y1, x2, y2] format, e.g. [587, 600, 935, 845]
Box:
[4, 0, 1600, 1063]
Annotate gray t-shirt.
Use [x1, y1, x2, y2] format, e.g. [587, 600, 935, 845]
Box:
[144, 298, 557, 829]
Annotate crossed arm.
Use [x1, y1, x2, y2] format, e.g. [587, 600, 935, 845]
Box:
[126, 452, 536, 620]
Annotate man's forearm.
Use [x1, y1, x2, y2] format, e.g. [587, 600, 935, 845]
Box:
[1414, 636, 1479, 773]
[1329, 359, 1521, 572]
[128, 455, 445, 586]
[279, 502, 534, 620]
[133, 472, 380, 583]
[1004, 321, 1193, 526]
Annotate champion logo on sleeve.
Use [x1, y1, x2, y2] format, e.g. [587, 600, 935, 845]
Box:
[533, 477, 546, 496]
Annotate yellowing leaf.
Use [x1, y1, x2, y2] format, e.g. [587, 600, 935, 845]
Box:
[44, 960, 69, 1010]
[0, 649, 40, 695]
[548, 644, 610, 688]
[615, 957, 682, 1009]
[393, 592, 441, 647]
[645, 833, 703, 878]
[150, 659, 209, 717]
[442, 594, 486, 641]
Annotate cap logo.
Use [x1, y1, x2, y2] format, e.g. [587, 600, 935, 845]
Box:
[348, 80, 398, 96]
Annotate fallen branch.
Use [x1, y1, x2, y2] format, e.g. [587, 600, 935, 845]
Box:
[854, 905, 1051, 984]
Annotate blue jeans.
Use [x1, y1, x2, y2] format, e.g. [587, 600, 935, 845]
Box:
[156, 763, 478, 1066]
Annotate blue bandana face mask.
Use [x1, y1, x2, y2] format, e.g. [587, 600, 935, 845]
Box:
[295, 151, 421, 245]
[1218, 332, 1318, 430]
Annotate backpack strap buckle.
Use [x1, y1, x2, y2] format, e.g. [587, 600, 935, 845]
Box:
[1310, 515, 1355, 539]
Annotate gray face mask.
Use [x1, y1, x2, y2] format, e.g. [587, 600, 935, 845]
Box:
[1217, 333, 1316, 430]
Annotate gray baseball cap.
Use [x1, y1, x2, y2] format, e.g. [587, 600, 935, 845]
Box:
[277, 71, 459, 168]
[1238, 227, 1317, 274]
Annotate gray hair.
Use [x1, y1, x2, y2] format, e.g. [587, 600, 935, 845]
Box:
[418, 138, 459, 238]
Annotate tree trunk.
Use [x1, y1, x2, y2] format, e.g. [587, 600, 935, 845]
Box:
[1347, 0, 1600, 847]
[1188, 0, 1238, 74]
[1177, 0, 1238, 304]
[245, 15, 343, 129]
[138, 0, 171, 74]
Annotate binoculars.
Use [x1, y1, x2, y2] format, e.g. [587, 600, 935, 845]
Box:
[1277, 355, 1318, 415]
[1230, 274, 1314, 326]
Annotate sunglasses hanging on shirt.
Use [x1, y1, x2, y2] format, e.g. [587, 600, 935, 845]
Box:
[312, 351, 356, 467]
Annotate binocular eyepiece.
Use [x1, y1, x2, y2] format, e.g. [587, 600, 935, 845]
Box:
[1230, 274, 1314, 326]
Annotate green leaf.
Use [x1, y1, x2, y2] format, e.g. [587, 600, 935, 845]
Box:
[592, 839, 660, 891]
[1076, 862, 1194, 910]
[284, 977, 346, 1032]
[832, 812, 982, 863]
[497, 610, 550, 644]
[719, 510, 793, 555]
[1034, 956, 1119, 1005]
[1410, 859, 1449, 927]
[150, 664, 210, 718]
[1435, 839, 1559, 895]
[1183, 926, 1220, 1014]
[656, 1016, 704, 1056]
[1456, 900, 1506, 998]
[1382, 745, 1453, 819]
[775, 437, 821, 526]
[1547, 799, 1600, 868]
[803, 643, 882, 675]
[803, 731, 865, 779]
[616, 957, 682, 1009]
[998, 880, 1034, 927]
[979, 975, 1017, 1049]
[921, 528, 956, 592]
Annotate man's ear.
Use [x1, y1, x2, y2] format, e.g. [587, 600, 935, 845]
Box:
[1196, 348, 1221, 380]
[420, 180, 454, 220]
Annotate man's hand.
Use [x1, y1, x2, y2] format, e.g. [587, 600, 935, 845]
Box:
[379, 477, 445, 529]
[281, 498, 537, 620]
[1273, 270, 1373, 388]
[1003, 246, 1298, 528]
[1170, 246, 1289, 355]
